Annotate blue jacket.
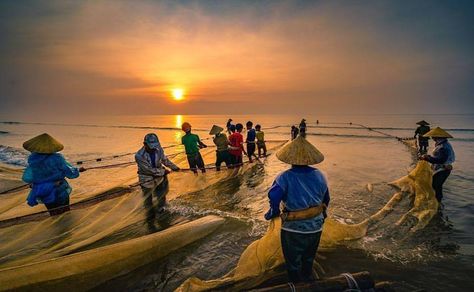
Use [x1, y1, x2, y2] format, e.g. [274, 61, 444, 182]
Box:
[22, 153, 80, 206]
[426, 139, 455, 174]
[265, 166, 330, 233]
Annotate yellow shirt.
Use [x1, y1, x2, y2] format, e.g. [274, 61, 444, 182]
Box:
[256, 131, 264, 142]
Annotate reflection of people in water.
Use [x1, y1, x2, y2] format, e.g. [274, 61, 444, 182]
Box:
[135, 133, 179, 229]
[22, 133, 84, 216]
[420, 127, 455, 203]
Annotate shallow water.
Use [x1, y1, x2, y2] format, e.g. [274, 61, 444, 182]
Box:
[0, 114, 473, 291]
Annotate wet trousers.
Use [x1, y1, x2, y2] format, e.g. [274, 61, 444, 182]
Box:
[215, 150, 231, 171]
[257, 141, 267, 157]
[281, 229, 322, 283]
[187, 152, 206, 173]
[418, 139, 429, 154]
[141, 176, 169, 221]
[44, 196, 70, 216]
[246, 143, 256, 161]
[433, 170, 451, 202]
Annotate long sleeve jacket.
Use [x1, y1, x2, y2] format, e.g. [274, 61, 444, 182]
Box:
[22, 153, 79, 206]
[135, 147, 178, 188]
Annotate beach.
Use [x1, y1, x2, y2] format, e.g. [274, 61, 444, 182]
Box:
[0, 114, 473, 291]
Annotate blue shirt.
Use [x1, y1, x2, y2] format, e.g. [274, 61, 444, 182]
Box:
[148, 151, 157, 168]
[265, 166, 330, 233]
[246, 129, 256, 143]
[22, 153, 80, 206]
[426, 139, 455, 174]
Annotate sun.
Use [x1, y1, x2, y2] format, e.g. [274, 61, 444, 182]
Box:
[171, 88, 185, 101]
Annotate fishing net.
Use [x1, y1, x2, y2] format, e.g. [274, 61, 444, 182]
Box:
[0, 215, 225, 292]
[176, 161, 438, 291]
[0, 141, 286, 270]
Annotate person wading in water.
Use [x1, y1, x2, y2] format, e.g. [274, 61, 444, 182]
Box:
[420, 127, 455, 203]
[264, 135, 330, 284]
[22, 133, 84, 216]
[135, 133, 180, 226]
[414, 120, 431, 154]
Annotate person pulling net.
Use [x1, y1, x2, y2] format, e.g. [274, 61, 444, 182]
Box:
[176, 137, 444, 291]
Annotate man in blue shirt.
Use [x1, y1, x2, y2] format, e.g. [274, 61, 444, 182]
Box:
[246, 121, 257, 163]
[264, 135, 329, 283]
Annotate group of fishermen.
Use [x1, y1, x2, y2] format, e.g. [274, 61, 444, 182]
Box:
[19, 118, 455, 285]
[291, 118, 307, 140]
[182, 119, 268, 174]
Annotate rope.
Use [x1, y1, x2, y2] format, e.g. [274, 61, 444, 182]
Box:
[0, 140, 287, 227]
[341, 272, 360, 291]
[0, 184, 31, 194]
[73, 138, 210, 165]
[287, 282, 296, 292]
[0, 176, 159, 228]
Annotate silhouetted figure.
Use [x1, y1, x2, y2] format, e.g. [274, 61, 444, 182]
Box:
[299, 119, 307, 137]
[226, 119, 234, 135]
[291, 126, 299, 140]
[414, 120, 431, 154]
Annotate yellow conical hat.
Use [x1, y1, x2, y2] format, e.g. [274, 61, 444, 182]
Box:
[423, 127, 453, 138]
[23, 133, 64, 154]
[276, 135, 324, 165]
[209, 125, 224, 135]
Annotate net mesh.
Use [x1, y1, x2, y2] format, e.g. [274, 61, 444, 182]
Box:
[176, 161, 438, 291]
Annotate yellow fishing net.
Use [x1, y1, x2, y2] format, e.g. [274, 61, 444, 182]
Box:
[176, 161, 438, 291]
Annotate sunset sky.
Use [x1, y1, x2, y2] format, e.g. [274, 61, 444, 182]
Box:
[1, 0, 473, 118]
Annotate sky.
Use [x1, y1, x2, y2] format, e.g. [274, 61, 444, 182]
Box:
[0, 0, 473, 119]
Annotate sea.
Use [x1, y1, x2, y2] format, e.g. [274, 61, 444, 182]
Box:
[0, 114, 473, 291]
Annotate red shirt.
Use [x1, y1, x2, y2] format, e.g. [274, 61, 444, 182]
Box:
[229, 132, 243, 156]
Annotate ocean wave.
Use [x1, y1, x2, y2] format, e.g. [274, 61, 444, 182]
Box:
[0, 145, 28, 167]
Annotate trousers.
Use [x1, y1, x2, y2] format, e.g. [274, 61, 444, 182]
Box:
[281, 229, 322, 283]
[433, 170, 451, 202]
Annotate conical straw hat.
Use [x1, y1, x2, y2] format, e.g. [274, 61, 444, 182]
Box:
[23, 133, 64, 154]
[416, 120, 430, 126]
[209, 125, 224, 135]
[276, 136, 324, 165]
[423, 127, 453, 138]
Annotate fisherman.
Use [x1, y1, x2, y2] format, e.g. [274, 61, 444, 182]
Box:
[181, 122, 207, 173]
[246, 121, 257, 163]
[255, 124, 267, 158]
[414, 120, 431, 154]
[210, 125, 231, 171]
[264, 136, 329, 283]
[22, 133, 84, 216]
[135, 133, 180, 219]
[226, 118, 234, 135]
[299, 119, 307, 137]
[291, 125, 299, 140]
[229, 123, 247, 167]
[420, 127, 455, 203]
